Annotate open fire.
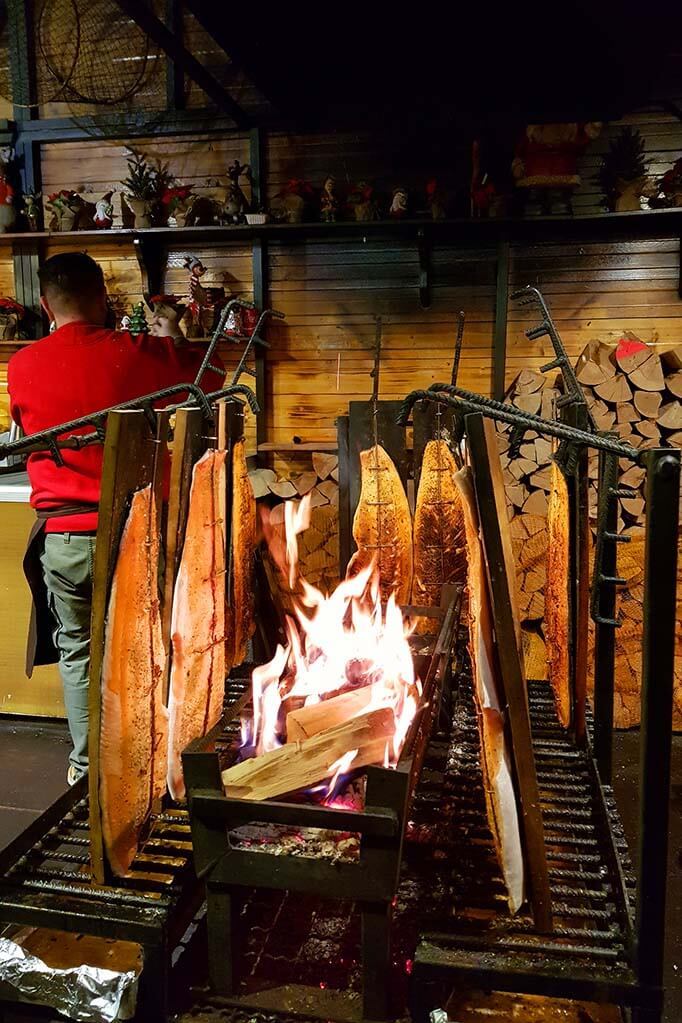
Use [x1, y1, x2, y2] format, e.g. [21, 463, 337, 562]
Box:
[235, 494, 422, 800]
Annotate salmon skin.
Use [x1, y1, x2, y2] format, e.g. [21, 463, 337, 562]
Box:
[100, 485, 167, 878]
[167, 450, 227, 801]
[545, 462, 571, 728]
[411, 439, 467, 632]
[454, 466, 525, 914]
[347, 444, 412, 605]
[230, 438, 256, 666]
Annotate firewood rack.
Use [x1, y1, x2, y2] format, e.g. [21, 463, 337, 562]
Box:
[182, 586, 462, 1023]
[398, 384, 680, 1023]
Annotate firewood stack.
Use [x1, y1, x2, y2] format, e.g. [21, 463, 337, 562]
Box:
[250, 452, 340, 605]
[504, 339, 682, 729]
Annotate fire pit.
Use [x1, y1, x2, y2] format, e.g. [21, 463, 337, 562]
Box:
[183, 499, 461, 1021]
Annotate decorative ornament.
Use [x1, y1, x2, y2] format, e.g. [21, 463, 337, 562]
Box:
[164, 186, 196, 227]
[0, 147, 16, 234]
[94, 191, 114, 229]
[513, 122, 602, 215]
[596, 127, 649, 213]
[223, 159, 252, 224]
[45, 190, 83, 231]
[389, 186, 408, 218]
[128, 301, 149, 334]
[320, 175, 339, 222]
[649, 155, 682, 209]
[348, 181, 380, 221]
[120, 314, 132, 331]
[426, 178, 447, 220]
[21, 190, 42, 232]
[0, 297, 25, 340]
[122, 151, 176, 228]
[272, 179, 314, 223]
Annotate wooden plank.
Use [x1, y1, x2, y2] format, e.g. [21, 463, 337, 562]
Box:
[162, 408, 208, 702]
[466, 412, 553, 932]
[88, 411, 160, 884]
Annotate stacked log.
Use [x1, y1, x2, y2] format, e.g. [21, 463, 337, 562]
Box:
[501, 368, 561, 682]
[505, 341, 682, 728]
[250, 453, 340, 604]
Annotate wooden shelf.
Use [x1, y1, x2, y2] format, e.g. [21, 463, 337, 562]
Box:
[1, 207, 682, 247]
[257, 442, 338, 453]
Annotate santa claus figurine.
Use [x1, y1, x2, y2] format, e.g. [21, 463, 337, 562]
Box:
[512, 122, 601, 215]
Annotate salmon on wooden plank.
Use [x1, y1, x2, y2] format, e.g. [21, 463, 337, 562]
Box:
[545, 462, 571, 728]
[167, 450, 227, 801]
[347, 444, 412, 604]
[231, 438, 257, 667]
[411, 439, 467, 632]
[454, 466, 525, 914]
[100, 485, 167, 877]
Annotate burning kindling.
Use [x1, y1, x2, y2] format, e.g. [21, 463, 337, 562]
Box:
[222, 493, 422, 801]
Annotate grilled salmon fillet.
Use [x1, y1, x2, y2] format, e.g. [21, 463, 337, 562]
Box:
[412, 439, 467, 632]
[167, 450, 227, 801]
[454, 466, 525, 914]
[100, 485, 167, 877]
[346, 444, 412, 605]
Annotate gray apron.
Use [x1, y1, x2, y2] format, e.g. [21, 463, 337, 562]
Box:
[23, 503, 99, 677]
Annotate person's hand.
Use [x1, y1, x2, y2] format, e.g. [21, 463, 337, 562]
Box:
[149, 305, 185, 345]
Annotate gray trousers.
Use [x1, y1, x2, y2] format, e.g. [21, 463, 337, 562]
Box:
[40, 533, 95, 775]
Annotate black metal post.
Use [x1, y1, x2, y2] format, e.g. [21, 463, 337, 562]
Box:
[592, 448, 618, 782]
[164, 0, 185, 111]
[564, 401, 590, 743]
[361, 901, 393, 1020]
[636, 447, 680, 1008]
[250, 127, 268, 451]
[492, 240, 509, 400]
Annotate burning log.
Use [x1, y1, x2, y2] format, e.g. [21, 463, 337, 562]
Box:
[222, 706, 395, 801]
[286, 686, 374, 741]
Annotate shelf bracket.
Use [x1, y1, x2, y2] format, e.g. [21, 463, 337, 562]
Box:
[133, 235, 165, 305]
[417, 228, 431, 309]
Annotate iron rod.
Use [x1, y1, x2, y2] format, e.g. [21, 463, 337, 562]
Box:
[636, 447, 681, 991]
[593, 448, 619, 782]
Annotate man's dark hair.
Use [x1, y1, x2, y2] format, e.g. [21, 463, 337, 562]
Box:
[38, 252, 105, 301]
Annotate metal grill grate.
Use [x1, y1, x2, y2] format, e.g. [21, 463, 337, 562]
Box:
[410, 670, 639, 1009]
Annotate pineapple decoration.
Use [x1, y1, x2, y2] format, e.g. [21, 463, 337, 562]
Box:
[128, 301, 149, 334]
[597, 127, 649, 212]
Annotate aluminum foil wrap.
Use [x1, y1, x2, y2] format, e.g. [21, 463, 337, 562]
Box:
[0, 937, 138, 1022]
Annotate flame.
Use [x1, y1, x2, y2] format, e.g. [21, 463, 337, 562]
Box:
[245, 495, 422, 777]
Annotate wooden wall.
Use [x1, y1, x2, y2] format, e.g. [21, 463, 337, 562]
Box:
[506, 238, 682, 390]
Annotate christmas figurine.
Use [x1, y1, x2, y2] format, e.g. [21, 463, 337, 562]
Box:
[21, 190, 42, 232]
[94, 191, 114, 229]
[389, 185, 408, 218]
[512, 122, 601, 215]
[120, 314, 132, 331]
[224, 159, 251, 223]
[0, 147, 16, 233]
[320, 175, 339, 222]
[348, 181, 380, 221]
[426, 178, 447, 220]
[128, 301, 149, 334]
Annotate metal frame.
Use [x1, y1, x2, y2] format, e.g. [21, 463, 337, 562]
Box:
[398, 386, 680, 1023]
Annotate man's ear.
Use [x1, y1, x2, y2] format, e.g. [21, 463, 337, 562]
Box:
[39, 295, 53, 321]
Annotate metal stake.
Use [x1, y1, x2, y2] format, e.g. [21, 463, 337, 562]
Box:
[636, 447, 680, 1005]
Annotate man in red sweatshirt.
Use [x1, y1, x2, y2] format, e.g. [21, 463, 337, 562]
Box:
[8, 252, 224, 784]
